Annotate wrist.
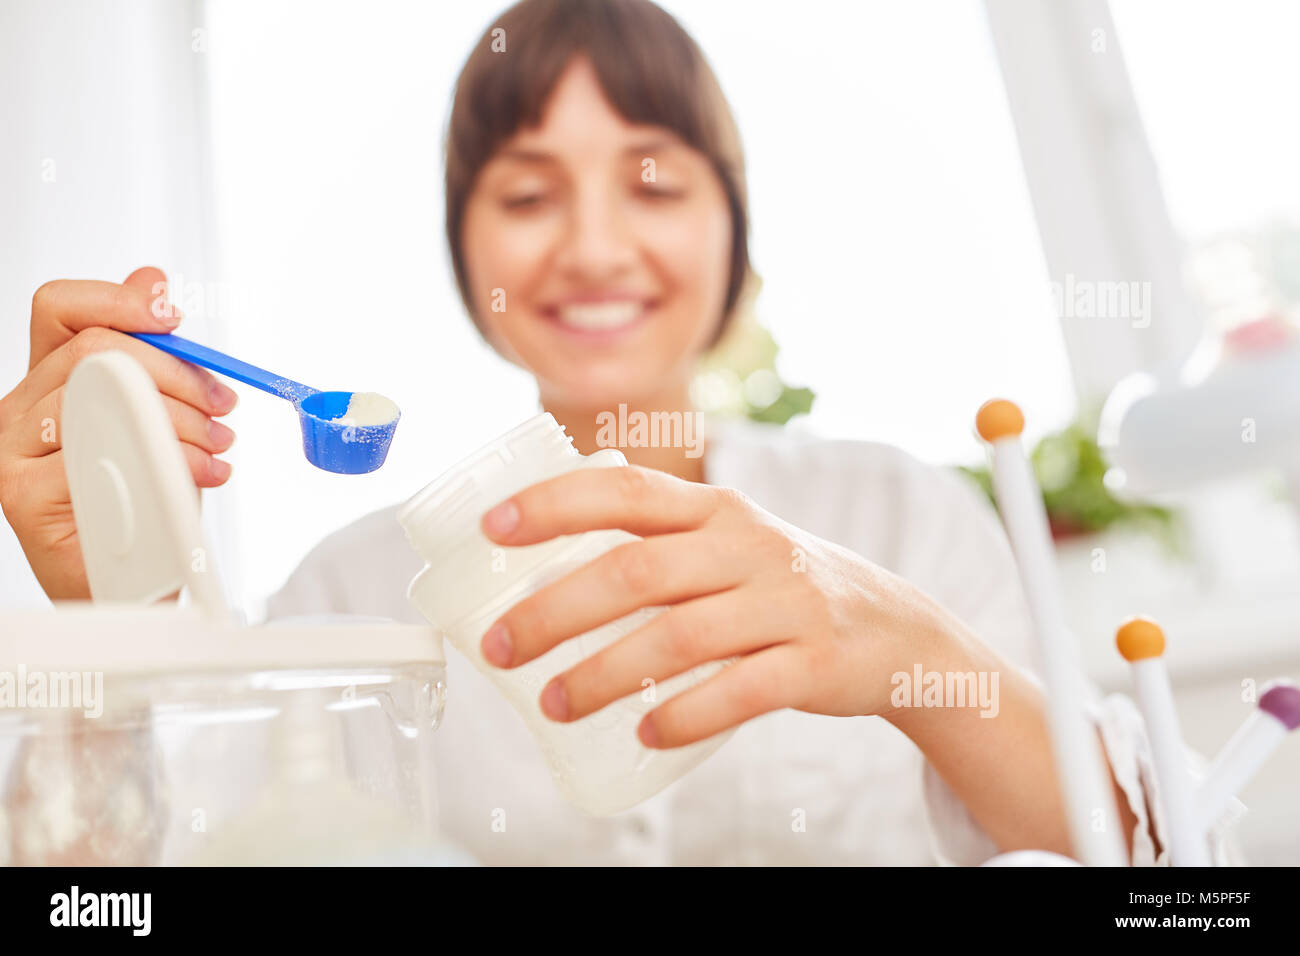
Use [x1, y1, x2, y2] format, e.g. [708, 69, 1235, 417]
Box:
[878, 604, 995, 740]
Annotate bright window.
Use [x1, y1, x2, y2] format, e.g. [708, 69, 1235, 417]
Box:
[1113, 0, 1300, 331]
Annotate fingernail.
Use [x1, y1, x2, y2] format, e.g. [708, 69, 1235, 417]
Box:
[210, 457, 232, 482]
[151, 292, 182, 327]
[637, 716, 660, 749]
[482, 500, 520, 538]
[210, 381, 238, 414]
[482, 622, 512, 667]
[540, 680, 569, 721]
[209, 420, 235, 452]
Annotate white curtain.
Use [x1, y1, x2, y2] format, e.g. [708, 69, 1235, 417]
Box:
[0, 0, 219, 608]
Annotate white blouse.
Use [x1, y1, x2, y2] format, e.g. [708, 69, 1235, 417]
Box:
[265, 417, 1240, 865]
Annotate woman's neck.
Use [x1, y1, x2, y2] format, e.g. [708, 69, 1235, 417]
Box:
[542, 388, 707, 484]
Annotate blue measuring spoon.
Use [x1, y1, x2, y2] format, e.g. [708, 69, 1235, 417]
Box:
[129, 333, 399, 475]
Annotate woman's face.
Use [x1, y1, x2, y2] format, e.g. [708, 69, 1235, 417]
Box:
[461, 56, 733, 412]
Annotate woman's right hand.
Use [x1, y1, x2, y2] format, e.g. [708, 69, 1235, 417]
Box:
[0, 266, 238, 600]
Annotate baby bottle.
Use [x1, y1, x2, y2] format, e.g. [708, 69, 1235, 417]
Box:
[398, 413, 732, 815]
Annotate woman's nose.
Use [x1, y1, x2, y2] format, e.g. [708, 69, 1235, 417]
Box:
[553, 189, 638, 282]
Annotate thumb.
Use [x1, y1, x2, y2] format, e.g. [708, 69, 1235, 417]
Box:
[123, 266, 180, 324]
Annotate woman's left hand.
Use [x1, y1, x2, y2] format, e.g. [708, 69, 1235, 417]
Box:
[478, 464, 962, 748]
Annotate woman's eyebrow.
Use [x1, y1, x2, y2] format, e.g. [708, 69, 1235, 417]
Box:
[623, 139, 680, 157]
[495, 148, 558, 164]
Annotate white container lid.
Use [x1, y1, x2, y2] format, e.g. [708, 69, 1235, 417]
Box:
[0, 605, 443, 674]
[62, 351, 230, 616]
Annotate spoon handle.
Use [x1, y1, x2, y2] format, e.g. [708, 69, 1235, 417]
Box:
[129, 333, 317, 403]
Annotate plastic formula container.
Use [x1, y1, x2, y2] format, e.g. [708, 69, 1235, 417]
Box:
[0, 607, 457, 866]
[5, 350, 471, 866]
[398, 413, 732, 815]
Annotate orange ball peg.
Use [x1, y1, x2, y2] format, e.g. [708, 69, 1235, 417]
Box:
[1116, 617, 1166, 661]
[975, 399, 1025, 442]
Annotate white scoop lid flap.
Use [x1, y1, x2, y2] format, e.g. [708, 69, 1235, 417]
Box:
[62, 350, 229, 618]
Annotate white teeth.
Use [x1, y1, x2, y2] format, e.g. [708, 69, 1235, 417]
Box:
[556, 302, 643, 330]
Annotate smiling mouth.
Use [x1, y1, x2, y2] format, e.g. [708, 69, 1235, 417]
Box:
[543, 300, 654, 337]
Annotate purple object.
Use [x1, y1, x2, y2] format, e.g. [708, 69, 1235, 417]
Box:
[1259, 681, 1300, 731]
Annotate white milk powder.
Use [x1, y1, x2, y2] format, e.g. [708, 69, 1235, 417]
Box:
[335, 392, 399, 427]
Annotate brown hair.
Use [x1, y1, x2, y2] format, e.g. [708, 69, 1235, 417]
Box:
[444, 0, 750, 344]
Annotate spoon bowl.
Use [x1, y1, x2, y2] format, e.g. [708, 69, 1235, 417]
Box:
[297, 391, 400, 474]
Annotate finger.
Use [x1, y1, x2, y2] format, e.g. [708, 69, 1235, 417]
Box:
[638, 644, 807, 749]
[541, 586, 795, 722]
[12, 327, 238, 419]
[7, 387, 235, 458]
[481, 465, 725, 546]
[30, 277, 182, 369]
[122, 266, 183, 326]
[3, 450, 71, 511]
[180, 442, 233, 488]
[482, 531, 745, 668]
[0, 396, 62, 457]
[8, 435, 228, 493]
[162, 395, 236, 455]
[122, 266, 168, 294]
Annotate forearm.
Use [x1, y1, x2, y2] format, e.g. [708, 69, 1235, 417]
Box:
[882, 612, 1138, 860]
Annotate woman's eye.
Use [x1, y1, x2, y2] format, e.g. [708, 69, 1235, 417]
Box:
[501, 192, 549, 210]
